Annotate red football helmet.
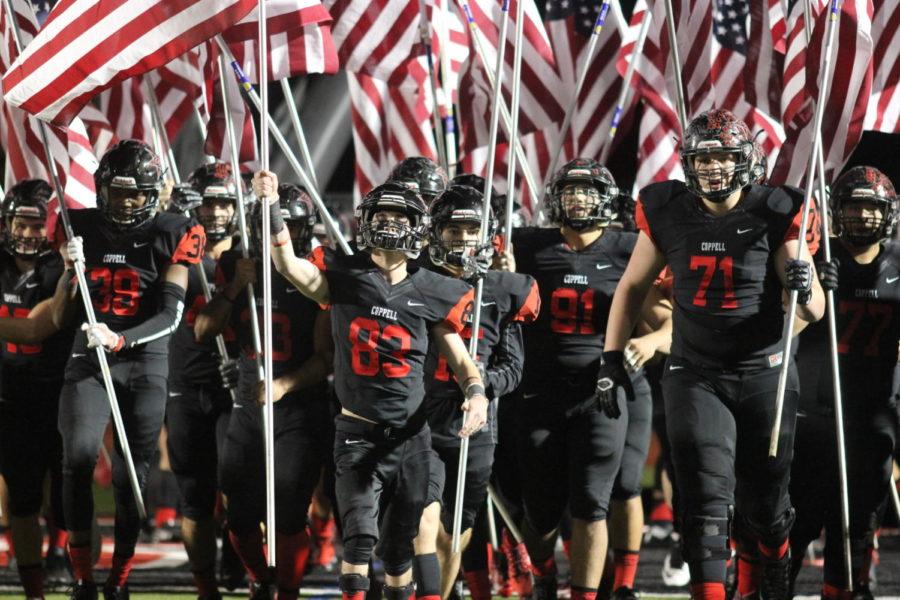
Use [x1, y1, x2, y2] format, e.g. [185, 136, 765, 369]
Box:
[830, 166, 898, 246]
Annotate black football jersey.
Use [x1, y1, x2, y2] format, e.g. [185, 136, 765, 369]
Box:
[0, 250, 74, 387]
[217, 249, 322, 401]
[797, 240, 900, 412]
[168, 251, 239, 388]
[66, 209, 204, 354]
[637, 181, 804, 370]
[513, 226, 637, 387]
[423, 267, 540, 448]
[310, 246, 474, 428]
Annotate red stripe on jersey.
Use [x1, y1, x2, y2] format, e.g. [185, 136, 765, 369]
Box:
[308, 246, 328, 272]
[511, 280, 541, 324]
[172, 224, 206, 265]
[444, 288, 476, 334]
[634, 199, 657, 248]
[782, 206, 804, 246]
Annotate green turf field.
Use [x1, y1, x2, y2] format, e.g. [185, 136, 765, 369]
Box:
[3, 595, 691, 600]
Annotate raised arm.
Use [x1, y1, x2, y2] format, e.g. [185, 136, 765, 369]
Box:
[253, 171, 330, 306]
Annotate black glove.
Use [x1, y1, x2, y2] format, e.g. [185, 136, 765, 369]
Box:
[594, 351, 634, 419]
[169, 184, 203, 214]
[447, 245, 493, 282]
[218, 359, 240, 390]
[816, 258, 839, 292]
[785, 259, 813, 305]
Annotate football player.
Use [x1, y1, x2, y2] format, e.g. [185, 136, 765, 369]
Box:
[196, 183, 331, 600]
[164, 163, 244, 599]
[412, 184, 540, 600]
[0, 180, 76, 599]
[388, 157, 449, 205]
[790, 167, 900, 600]
[56, 140, 205, 600]
[598, 109, 825, 600]
[253, 172, 488, 600]
[510, 159, 653, 600]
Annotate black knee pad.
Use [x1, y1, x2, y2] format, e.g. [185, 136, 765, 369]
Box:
[740, 508, 795, 548]
[380, 542, 415, 577]
[384, 583, 415, 600]
[339, 573, 370, 593]
[343, 534, 376, 566]
[682, 515, 731, 563]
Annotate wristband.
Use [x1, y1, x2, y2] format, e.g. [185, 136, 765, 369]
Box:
[601, 350, 625, 365]
[464, 382, 486, 400]
[269, 200, 285, 235]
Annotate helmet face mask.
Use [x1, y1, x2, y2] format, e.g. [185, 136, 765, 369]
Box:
[2, 179, 51, 258]
[428, 185, 497, 269]
[681, 109, 753, 203]
[356, 183, 430, 257]
[7, 215, 47, 257]
[547, 159, 618, 230]
[188, 162, 244, 242]
[197, 197, 236, 242]
[831, 166, 898, 247]
[95, 140, 163, 229]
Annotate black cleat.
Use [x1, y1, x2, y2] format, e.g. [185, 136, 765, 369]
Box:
[850, 584, 874, 600]
[102, 585, 130, 600]
[249, 581, 276, 600]
[760, 550, 791, 600]
[529, 574, 558, 600]
[70, 581, 98, 600]
[611, 586, 639, 600]
[45, 545, 72, 582]
[218, 532, 246, 592]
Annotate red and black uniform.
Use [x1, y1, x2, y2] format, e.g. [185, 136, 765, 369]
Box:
[512, 227, 651, 535]
[309, 245, 473, 577]
[0, 250, 72, 524]
[57, 209, 203, 575]
[635, 181, 805, 585]
[792, 240, 900, 591]
[165, 250, 239, 523]
[215, 248, 330, 592]
[422, 266, 539, 534]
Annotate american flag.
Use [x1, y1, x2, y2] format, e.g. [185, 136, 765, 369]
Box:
[771, 0, 874, 186]
[863, 0, 900, 133]
[779, 0, 827, 128]
[455, 0, 564, 156]
[78, 103, 118, 159]
[1, 0, 257, 126]
[744, 0, 784, 122]
[0, 0, 96, 213]
[223, 0, 339, 82]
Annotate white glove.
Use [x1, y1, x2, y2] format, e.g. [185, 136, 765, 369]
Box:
[66, 236, 85, 265]
[81, 322, 122, 352]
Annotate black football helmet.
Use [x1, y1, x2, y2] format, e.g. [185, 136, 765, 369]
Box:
[388, 157, 448, 204]
[547, 158, 618, 230]
[830, 166, 898, 246]
[94, 139, 164, 228]
[428, 184, 497, 269]
[2, 179, 51, 257]
[277, 183, 317, 255]
[356, 182, 430, 257]
[680, 109, 754, 202]
[188, 162, 245, 242]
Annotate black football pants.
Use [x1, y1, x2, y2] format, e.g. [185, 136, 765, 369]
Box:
[58, 354, 167, 559]
[662, 361, 799, 584]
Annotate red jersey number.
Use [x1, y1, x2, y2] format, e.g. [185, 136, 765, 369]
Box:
[690, 255, 737, 309]
[550, 288, 596, 334]
[0, 305, 41, 354]
[434, 326, 484, 382]
[90, 267, 141, 316]
[348, 317, 412, 378]
[837, 300, 893, 357]
[240, 309, 291, 361]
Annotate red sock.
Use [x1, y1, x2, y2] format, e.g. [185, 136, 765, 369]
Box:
[154, 507, 177, 528]
[343, 592, 366, 600]
[571, 587, 597, 600]
[562, 538, 571, 561]
[736, 554, 762, 597]
[649, 502, 674, 522]
[275, 531, 311, 594]
[757, 539, 788, 560]
[68, 543, 94, 583]
[18, 563, 44, 598]
[691, 582, 726, 600]
[464, 569, 492, 600]
[530, 555, 556, 578]
[106, 553, 134, 588]
[229, 528, 271, 584]
[822, 583, 852, 600]
[4, 529, 14, 558]
[48, 528, 69, 551]
[311, 514, 336, 564]
[192, 566, 219, 598]
[612, 550, 639, 590]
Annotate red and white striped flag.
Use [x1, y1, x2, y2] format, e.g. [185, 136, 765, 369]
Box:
[779, 0, 827, 128]
[224, 0, 339, 81]
[745, 0, 785, 124]
[78, 103, 118, 159]
[455, 0, 564, 155]
[0, 0, 96, 215]
[1, 0, 256, 126]
[771, 0, 874, 186]
[863, 0, 900, 133]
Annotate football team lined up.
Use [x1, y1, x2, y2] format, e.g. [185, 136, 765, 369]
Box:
[0, 107, 896, 600]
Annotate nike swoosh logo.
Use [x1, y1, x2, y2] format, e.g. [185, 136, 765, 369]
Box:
[168, 392, 182, 397]
[286, 287, 301, 293]
[133, 241, 149, 248]
[596, 264, 613, 270]
[407, 300, 425, 307]
[522, 392, 540, 399]
[232, 403, 242, 409]
[481, 301, 496, 307]
[888, 276, 899, 284]
[737, 228, 753, 235]
[25, 282, 39, 288]
[71, 353, 86, 358]
[668, 365, 684, 371]
[344, 439, 365, 445]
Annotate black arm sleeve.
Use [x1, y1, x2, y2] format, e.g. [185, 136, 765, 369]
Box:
[119, 282, 186, 349]
[484, 322, 524, 398]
